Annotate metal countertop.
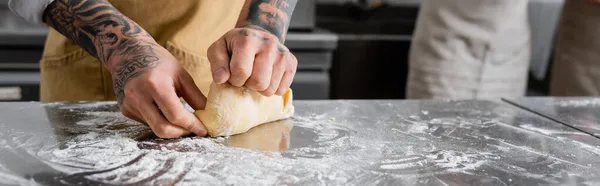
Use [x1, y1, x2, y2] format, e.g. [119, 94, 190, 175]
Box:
[1, 99, 600, 185]
[507, 97, 600, 138]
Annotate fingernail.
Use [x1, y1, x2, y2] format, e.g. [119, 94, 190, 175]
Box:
[191, 117, 207, 136]
[212, 68, 226, 83]
[193, 129, 204, 136]
[194, 128, 207, 136]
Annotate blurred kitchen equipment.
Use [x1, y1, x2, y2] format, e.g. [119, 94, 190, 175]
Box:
[284, 0, 339, 99]
[0, 0, 336, 101]
[0, 1, 46, 101]
[290, 0, 316, 30]
[317, 0, 418, 99]
[318, 0, 564, 98]
[528, 0, 564, 81]
[286, 31, 337, 100]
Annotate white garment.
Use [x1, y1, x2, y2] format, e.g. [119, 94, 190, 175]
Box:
[8, 0, 55, 24]
[406, 0, 531, 99]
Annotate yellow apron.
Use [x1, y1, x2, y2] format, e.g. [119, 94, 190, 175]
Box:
[39, 0, 244, 101]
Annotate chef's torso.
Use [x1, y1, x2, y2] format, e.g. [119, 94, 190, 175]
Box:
[40, 0, 244, 101]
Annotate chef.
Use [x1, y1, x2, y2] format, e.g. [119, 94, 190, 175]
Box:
[9, 0, 299, 138]
[406, 0, 600, 99]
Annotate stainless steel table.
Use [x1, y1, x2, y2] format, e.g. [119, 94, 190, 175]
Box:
[0, 99, 599, 185]
[507, 97, 600, 138]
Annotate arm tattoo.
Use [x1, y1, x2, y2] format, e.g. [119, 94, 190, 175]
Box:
[239, 28, 270, 41]
[43, 0, 160, 101]
[113, 44, 159, 101]
[241, 0, 297, 42]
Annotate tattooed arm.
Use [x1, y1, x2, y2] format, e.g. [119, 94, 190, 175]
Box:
[237, 0, 297, 42]
[42, 0, 208, 138]
[207, 0, 298, 96]
[42, 0, 156, 73]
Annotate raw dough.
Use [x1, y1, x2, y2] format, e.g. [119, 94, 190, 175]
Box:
[194, 83, 295, 137]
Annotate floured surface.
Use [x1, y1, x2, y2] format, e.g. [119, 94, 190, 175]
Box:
[0, 100, 600, 185]
[508, 97, 600, 137]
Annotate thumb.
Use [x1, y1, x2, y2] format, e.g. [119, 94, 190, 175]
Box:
[178, 71, 207, 111]
[207, 39, 231, 84]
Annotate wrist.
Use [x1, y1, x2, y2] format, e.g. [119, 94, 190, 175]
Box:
[236, 24, 284, 43]
[105, 36, 159, 74]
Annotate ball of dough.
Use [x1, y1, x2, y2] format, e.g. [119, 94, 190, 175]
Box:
[194, 83, 295, 137]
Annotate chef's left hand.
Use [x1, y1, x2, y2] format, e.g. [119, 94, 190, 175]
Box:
[207, 27, 297, 96]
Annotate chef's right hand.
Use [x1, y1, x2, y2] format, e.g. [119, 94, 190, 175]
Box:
[109, 41, 208, 138]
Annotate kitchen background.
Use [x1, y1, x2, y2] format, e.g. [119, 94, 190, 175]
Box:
[0, 0, 564, 101]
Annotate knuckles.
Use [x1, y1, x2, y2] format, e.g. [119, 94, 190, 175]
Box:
[143, 73, 172, 92]
[123, 87, 137, 99]
[120, 106, 135, 119]
[218, 28, 299, 92]
[167, 114, 187, 128]
[285, 63, 297, 75]
[286, 55, 298, 74]
[146, 77, 163, 91]
[262, 87, 277, 96]
[229, 65, 252, 80]
[247, 78, 270, 91]
[207, 42, 218, 53]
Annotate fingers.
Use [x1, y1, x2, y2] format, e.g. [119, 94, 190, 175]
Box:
[120, 104, 145, 124]
[246, 46, 276, 92]
[152, 81, 208, 137]
[276, 54, 297, 95]
[260, 48, 286, 96]
[119, 73, 208, 138]
[137, 98, 191, 138]
[207, 39, 231, 84]
[177, 71, 207, 110]
[209, 28, 297, 95]
[229, 39, 257, 87]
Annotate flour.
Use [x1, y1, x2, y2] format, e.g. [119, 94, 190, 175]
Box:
[557, 98, 600, 107]
[376, 150, 488, 175]
[32, 113, 355, 185]
[75, 112, 130, 126]
[28, 109, 492, 185]
[519, 124, 582, 136]
[0, 172, 28, 185]
[3, 101, 599, 185]
[59, 102, 116, 109]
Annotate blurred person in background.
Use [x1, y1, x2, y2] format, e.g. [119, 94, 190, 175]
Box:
[9, 0, 298, 138]
[406, 0, 600, 99]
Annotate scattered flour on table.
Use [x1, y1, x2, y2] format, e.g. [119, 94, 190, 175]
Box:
[76, 112, 125, 126]
[519, 124, 582, 136]
[58, 102, 116, 109]
[557, 99, 600, 107]
[2, 101, 598, 185]
[32, 112, 494, 185]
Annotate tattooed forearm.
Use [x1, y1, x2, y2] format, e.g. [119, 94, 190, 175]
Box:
[43, 0, 160, 101]
[239, 0, 298, 42]
[43, 0, 155, 68]
[113, 44, 159, 101]
[239, 28, 270, 41]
